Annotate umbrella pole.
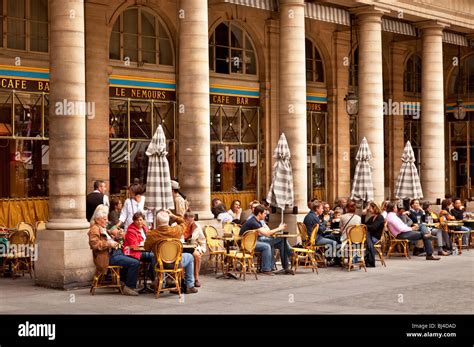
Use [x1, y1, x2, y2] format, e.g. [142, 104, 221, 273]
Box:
[281, 209, 284, 224]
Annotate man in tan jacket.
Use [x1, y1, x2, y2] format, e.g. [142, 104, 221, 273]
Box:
[144, 210, 198, 294]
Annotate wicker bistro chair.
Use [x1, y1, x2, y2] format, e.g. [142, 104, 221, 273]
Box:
[223, 222, 234, 236]
[203, 225, 226, 274]
[153, 239, 184, 298]
[291, 223, 319, 274]
[341, 224, 367, 272]
[386, 223, 410, 259]
[35, 221, 47, 234]
[2, 229, 34, 279]
[16, 222, 35, 244]
[225, 230, 258, 281]
[373, 222, 387, 267]
[90, 266, 124, 295]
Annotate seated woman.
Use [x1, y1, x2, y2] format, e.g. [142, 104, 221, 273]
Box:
[423, 201, 451, 255]
[362, 201, 385, 243]
[123, 212, 155, 280]
[227, 199, 242, 224]
[331, 207, 343, 229]
[183, 212, 207, 288]
[88, 207, 140, 296]
[340, 201, 361, 243]
[108, 198, 123, 229]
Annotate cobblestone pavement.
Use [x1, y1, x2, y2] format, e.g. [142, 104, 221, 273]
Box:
[0, 252, 472, 314]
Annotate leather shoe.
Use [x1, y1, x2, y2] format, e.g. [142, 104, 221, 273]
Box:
[426, 255, 440, 260]
[260, 271, 275, 276]
[437, 250, 449, 256]
[194, 280, 201, 288]
[185, 287, 198, 294]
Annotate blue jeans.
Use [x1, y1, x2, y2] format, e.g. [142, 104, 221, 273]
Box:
[181, 253, 195, 288]
[109, 249, 140, 289]
[316, 234, 338, 258]
[255, 241, 272, 272]
[258, 236, 292, 270]
[397, 231, 434, 256]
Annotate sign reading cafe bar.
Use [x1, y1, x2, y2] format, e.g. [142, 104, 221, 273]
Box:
[0, 65, 50, 92]
[210, 85, 260, 106]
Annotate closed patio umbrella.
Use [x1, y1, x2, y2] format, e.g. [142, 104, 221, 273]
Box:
[350, 137, 374, 204]
[266, 133, 294, 223]
[145, 125, 174, 226]
[395, 141, 423, 200]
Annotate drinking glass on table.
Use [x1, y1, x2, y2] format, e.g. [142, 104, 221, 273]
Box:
[417, 215, 421, 224]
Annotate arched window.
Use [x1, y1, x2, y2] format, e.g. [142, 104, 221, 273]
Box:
[305, 39, 324, 83]
[209, 22, 257, 75]
[109, 7, 173, 66]
[404, 55, 421, 94]
[451, 55, 474, 96]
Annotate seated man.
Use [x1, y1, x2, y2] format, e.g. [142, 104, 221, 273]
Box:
[240, 200, 260, 223]
[144, 210, 198, 294]
[450, 198, 471, 246]
[239, 205, 290, 275]
[88, 208, 140, 296]
[386, 202, 440, 260]
[304, 200, 339, 265]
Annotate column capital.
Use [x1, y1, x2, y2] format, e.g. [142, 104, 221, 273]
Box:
[416, 20, 449, 34]
[352, 5, 390, 22]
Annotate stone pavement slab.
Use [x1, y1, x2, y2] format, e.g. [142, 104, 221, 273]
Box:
[0, 252, 472, 314]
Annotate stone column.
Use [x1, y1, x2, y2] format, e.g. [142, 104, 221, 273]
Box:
[389, 43, 408, 199]
[279, 0, 307, 213]
[355, 7, 387, 204]
[177, 0, 213, 220]
[35, 0, 94, 289]
[85, 3, 109, 193]
[329, 31, 351, 204]
[418, 21, 448, 202]
[264, 19, 280, 197]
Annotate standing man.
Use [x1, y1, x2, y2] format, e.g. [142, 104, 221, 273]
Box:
[86, 180, 110, 222]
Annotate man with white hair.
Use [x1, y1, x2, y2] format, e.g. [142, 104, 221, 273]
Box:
[88, 207, 140, 296]
[144, 209, 198, 294]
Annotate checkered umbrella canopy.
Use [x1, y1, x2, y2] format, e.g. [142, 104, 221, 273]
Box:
[350, 137, 374, 202]
[266, 133, 294, 211]
[395, 141, 423, 200]
[145, 125, 175, 211]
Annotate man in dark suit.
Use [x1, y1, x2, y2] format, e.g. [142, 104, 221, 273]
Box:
[86, 180, 109, 222]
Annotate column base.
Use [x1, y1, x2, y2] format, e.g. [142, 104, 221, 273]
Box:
[35, 224, 95, 290]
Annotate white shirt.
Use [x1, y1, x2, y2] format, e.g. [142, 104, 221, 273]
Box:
[119, 197, 153, 231]
[190, 223, 207, 254]
[93, 190, 109, 207]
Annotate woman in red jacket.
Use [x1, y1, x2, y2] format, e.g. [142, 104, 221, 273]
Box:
[124, 212, 156, 280]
